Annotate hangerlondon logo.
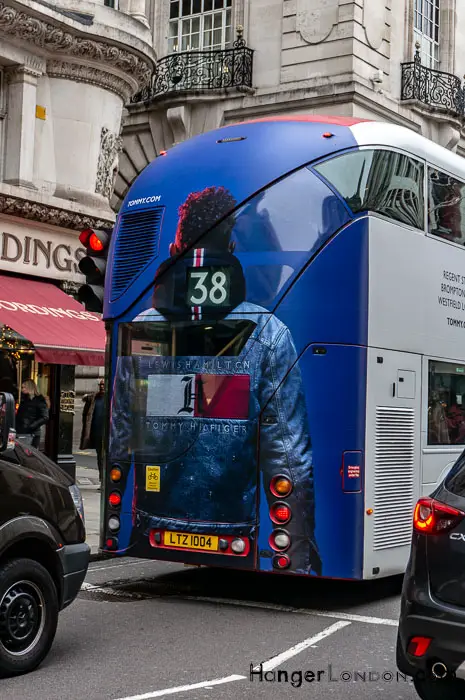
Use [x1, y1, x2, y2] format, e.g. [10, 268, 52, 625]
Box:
[250, 664, 411, 687]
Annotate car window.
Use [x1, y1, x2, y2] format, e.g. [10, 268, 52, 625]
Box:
[445, 451, 465, 496]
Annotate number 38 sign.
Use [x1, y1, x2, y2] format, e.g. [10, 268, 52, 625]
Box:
[187, 267, 231, 308]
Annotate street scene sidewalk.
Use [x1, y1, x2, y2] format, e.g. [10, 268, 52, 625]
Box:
[74, 450, 102, 558]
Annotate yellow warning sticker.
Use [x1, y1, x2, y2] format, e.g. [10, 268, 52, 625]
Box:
[146, 466, 160, 492]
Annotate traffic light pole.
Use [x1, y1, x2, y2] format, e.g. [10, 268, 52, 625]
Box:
[46, 364, 76, 481]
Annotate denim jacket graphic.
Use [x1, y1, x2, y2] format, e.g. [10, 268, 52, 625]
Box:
[109, 302, 321, 574]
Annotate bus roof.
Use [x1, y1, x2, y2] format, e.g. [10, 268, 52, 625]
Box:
[223, 115, 465, 179]
[350, 121, 465, 179]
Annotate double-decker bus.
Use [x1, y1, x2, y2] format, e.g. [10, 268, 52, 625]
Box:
[101, 115, 465, 580]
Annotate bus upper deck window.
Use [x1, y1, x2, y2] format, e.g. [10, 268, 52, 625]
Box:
[314, 149, 425, 231]
[428, 168, 465, 246]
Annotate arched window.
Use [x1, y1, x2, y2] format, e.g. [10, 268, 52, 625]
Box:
[169, 0, 233, 53]
[414, 0, 440, 68]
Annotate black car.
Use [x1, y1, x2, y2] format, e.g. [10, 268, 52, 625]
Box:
[0, 392, 89, 677]
[397, 452, 465, 700]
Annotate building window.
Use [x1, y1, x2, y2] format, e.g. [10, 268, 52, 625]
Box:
[428, 361, 465, 445]
[414, 0, 440, 68]
[314, 149, 425, 231]
[428, 168, 465, 246]
[169, 0, 233, 53]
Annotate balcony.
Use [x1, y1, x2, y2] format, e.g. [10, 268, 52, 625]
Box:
[131, 27, 253, 104]
[401, 42, 464, 120]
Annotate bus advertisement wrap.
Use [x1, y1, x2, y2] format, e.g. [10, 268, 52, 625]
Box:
[102, 117, 465, 580]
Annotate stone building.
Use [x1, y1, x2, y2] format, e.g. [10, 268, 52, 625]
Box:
[0, 0, 155, 471]
[115, 0, 465, 209]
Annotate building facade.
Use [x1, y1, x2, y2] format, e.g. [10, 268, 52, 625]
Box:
[115, 0, 465, 209]
[0, 0, 155, 473]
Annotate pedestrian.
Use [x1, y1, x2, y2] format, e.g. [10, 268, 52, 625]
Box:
[16, 379, 49, 449]
[80, 380, 105, 482]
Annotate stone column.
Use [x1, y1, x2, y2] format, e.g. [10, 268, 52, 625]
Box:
[440, 0, 457, 75]
[4, 67, 40, 189]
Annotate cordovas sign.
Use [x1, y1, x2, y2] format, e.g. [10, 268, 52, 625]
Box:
[0, 220, 86, 282]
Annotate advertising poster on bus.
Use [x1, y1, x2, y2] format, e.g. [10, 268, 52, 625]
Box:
[109, 183, 329, 576]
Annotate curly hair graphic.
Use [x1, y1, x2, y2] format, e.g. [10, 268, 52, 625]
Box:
[174, 186, 237, 252]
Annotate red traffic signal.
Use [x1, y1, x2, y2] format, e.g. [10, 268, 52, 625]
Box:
[79, 228, 109, 254]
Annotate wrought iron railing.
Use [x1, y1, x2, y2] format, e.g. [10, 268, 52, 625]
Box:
[401, 42, 465, 118]
[131, 27, 253, 103]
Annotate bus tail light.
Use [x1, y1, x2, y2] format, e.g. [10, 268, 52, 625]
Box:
[269, 530, 290, 551]
[110, 466, 122, 482]
[413, 498, 465, 535]
[273, 554, 290, 569]
[270, 502, 291, 525]
[105, 537, 118, 550]
[270, 475, 293, 497]
[109, 491, 122, 508]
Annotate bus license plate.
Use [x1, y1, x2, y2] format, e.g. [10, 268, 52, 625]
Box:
[163, 531, 218, 551]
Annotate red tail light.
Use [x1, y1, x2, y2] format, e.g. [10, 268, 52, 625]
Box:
[270, 503, 291, 525]
[109, 491, 122, 508]
[413, 497, 465, 535]
[407, 636, 432, 657]
[273, 554, 290, 569]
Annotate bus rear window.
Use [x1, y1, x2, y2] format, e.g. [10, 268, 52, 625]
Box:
[119, 320, 256, 357]
[314, 149, 425, 230]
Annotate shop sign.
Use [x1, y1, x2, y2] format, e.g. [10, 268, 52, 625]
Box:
[0, 219, 85, 282]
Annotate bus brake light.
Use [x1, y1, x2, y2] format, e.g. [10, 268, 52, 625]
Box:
[273, 554, 291, 569]
[109, 492, 122, 508]
[270, 503, 291, 525]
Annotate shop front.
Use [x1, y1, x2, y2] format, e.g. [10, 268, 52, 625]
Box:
[0, 215, 106, 479]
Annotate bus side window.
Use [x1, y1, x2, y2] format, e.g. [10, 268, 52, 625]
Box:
[428, 360, 465, 446]
[428, 168, 465, 245]
[314, 149, 425, 231]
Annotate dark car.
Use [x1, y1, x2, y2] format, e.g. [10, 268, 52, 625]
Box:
[397, 451, 465, 700]
[0, 393, 89, 677]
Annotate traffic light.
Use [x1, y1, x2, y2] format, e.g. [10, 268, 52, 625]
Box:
[77, 228, 111, 313]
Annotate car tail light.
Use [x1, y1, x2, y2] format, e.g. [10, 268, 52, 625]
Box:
[407, 636, 432, 657]
[110, 467, 122, 482]
[413, 497, 465, 534]
[269, 530, 290, 551]
[270, 503, 291, 525]
[273, 554, 290, 569]
[270, 475, 293, 497]
[109, 491, 121, 508]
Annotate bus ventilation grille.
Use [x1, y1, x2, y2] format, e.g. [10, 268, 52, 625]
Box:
[111, 207, 164, 301]
[373, 406, 415, 550]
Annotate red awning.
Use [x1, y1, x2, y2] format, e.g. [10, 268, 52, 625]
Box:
[0, 275, 106, 366]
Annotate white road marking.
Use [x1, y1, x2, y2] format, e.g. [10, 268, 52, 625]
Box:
[112, 621, 349, 700]
[88, 561, 150, 574]
[113, 675, 247, 700]
[179, 594, 399, 627]
[253, 620, 351, 672]
[311, 609, 399, 627]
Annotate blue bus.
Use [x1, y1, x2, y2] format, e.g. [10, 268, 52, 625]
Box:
[101, 115, 465, 580]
